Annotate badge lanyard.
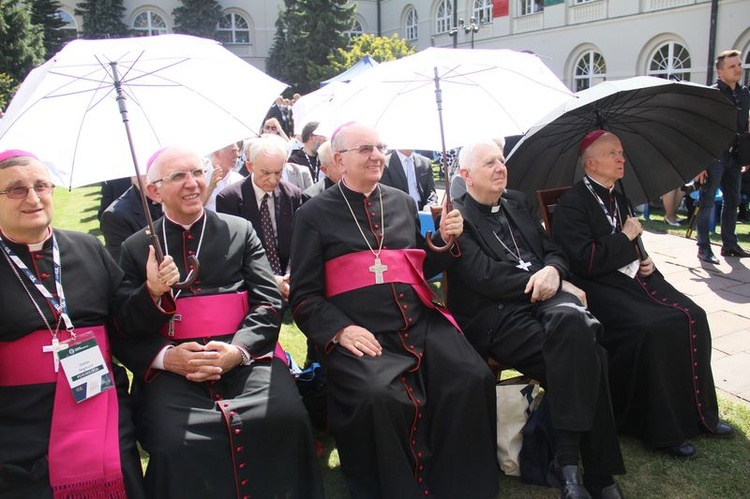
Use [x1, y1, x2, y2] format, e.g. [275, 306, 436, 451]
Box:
[583, 176, 620, 235]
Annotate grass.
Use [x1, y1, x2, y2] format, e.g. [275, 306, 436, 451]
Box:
[53, 186, 750, 498]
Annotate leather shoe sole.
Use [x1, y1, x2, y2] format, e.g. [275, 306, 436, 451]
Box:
[720, 246, 750, 257]
[701, 421, 735, 437]
[661, 441, 696, 458]
[698, 251, 720, 264]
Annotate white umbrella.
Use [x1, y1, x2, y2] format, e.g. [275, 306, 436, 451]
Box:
[0, 34, 287, 188]
[292, 80, 348, 136]
[316, 47, 573, 151]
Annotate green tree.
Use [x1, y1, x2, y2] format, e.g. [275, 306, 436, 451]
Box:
[30, 0, 68, 58]
[75, 0, 129, 39]
[0, 72, 19, 111]
[324, 34, 415, 79]
[172, 0, 222, 40]
[267, 0, 355, 93]
[0, 0, 45, 84]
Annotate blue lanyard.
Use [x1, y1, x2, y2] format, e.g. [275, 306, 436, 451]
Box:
[0, 233, 74, 332]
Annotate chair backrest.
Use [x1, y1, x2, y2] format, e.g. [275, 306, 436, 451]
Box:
[536, 186, 571, 238]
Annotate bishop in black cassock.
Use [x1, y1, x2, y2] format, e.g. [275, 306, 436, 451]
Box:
[552, 131, 731, 456]
[290, 123, 499, 499]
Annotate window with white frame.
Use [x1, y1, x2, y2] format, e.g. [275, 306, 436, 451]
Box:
[132, 11, 167, 37]
[648, 42, 691, 81]
[217, 12, 250, 44]
[435, 0, 453, 34]
[473, 0, 492, 23]
[405, 7, 418, 41]
[520, 0, 544, 16]
[345, 18, 364, 38]
[574, 50, 606, 91]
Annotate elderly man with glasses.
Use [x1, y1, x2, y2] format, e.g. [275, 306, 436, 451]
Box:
[290, 122, 499, 499]
[116, 146, 323, 499]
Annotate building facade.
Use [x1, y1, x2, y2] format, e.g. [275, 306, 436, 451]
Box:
[57, 0, 749, 90]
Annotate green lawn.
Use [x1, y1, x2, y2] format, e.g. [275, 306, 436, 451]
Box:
[54, 186, 750, 498]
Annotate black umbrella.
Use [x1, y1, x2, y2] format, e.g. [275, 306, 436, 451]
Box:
[506, 76, 737, 207]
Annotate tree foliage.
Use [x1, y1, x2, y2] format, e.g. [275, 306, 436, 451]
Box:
[0, 72, 19, 111]
[0, 0, 45, 84]
[267, 0, 355, 94]
[325, 34, 415, 77]
[172, 0, 222, 40]
[74, 0, 129, 39]
[29, 0, 68, 58]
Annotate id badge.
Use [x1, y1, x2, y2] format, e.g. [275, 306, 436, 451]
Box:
[58, 331, 114, 403]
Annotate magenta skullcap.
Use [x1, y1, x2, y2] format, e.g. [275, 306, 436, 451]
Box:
[0, 149, 38, 163]
[579, 130, 609, 156]
[146, 148, 167, 172]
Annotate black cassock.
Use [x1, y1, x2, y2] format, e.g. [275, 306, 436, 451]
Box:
[290, 182, 499, 499]
[552, 180, 720, 447]
[117, 211, 323, 499]
[0, 230, 146, 498]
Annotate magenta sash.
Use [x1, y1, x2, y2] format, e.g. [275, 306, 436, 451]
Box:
[159, 291, 287, 364]
[324, 249, 461, 332]
[0, 326, 125, 498]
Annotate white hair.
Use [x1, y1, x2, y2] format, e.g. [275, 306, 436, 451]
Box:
[458, 139, 502, 172]
[248, 134, 288, 163]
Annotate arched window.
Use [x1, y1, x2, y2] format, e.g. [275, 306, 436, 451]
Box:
[574, 50, 606, 91]
[435, 0, 453, 34]
[648, 41, 691, 81]
[519, 0, 543, 16]
[346, 18, 364, 38]
[217, 12, 250, 44]
[405, 7, 418, 41]
[132, 11, 167, 37]
[57, 10, 78, 41]
[473, 0, 492, 23]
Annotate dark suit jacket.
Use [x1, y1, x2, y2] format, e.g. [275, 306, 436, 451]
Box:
[216, 178, 303, 273]
[380, 153, 438, 210]
[100, 185, 163, 263]
[302, 177, 335, 201]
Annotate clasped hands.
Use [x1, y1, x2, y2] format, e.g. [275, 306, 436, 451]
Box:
[163, 340, 244, 382]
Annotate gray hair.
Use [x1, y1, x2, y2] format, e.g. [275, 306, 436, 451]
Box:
[248, 134, 288, 163]
[458, 139, 502, 172]
[317, 140, 333, 167]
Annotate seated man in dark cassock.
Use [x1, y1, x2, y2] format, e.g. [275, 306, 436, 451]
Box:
[447, 139, 625, 499]
[100, 175, 162, 262]
[288, 121, 325, 181]
[290, 123, 499, 499]
[303, 140, 343, 199]
[552, 130, 734, 458]
[380, 149, 438, 211]
[0, 149, 174, 498]
[217, 135, 304, 303]
[116, 146, 323, 499]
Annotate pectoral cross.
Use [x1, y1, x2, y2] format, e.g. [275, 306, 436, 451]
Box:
[516, 259, 532, 272]
[167, 314, 182, 336]
[42, 337, 68, 373]
[369, 257, 388, 284]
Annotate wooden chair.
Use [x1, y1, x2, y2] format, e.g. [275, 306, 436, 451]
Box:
[536, 186, 571, 238]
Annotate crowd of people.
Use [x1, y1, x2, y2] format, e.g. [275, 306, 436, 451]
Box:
[1, 48, 747, 499]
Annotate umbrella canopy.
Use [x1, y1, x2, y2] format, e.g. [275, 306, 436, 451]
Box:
[319, 55, 379, 86]
[315, 47, 573, 152]
[506, 76, 738, 206]
[292, 80, 348, 136]
[0, 34, 287, 188]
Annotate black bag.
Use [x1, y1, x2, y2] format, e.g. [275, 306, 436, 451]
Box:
[735, 133, 750, 167]
[519, 396, 555, 487]
[291, 359, 328, 431]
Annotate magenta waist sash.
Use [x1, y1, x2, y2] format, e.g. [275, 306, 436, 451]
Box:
[159, 291, 287, 364]
[324, 249, 461, 332]
[0, 326, 125, 498]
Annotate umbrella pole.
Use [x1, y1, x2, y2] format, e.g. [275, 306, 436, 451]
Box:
[617, 179, 649, 260]
[424, 67, 454, 253]
[110, 62, 199, 288]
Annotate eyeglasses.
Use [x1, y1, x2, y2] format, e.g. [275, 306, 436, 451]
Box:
[152, 168, 206, 184]
[264, 125, 279, 132]
[0, 182, 55, 199]
[338, 144, 388, 155]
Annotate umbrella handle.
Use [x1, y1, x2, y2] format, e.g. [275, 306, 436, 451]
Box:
[425, 200, 455, 253]
[149, 232, 201, 290]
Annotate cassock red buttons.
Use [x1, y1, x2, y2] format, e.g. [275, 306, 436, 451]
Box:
[239, 463, 246, 469]
[236, 446, 244, 452]
[234, 428, 241, 434]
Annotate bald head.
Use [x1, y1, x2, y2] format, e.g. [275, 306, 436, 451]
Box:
[580, 132, 625, 187]
[146, 146, 207, 224]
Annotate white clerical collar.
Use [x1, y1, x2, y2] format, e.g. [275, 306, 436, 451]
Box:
[341, 177, 377, 197]
[1, 226, 52, 251]
[164, 211, 204, 230]
[587, 175, 615, 192]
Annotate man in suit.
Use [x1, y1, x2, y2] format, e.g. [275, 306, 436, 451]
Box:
[380, 150, 437, 211]
[217, 135, 304, 302]
[100, 176, 162, 262]
[303, 140, 343, 199]
[447, 139, 625, 499]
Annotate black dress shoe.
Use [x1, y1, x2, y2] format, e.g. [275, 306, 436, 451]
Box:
[595, 483, 625, 499]
[698, 249, 720, 264]
[701, 420, 735, 437]
[660, 441, 697, 458]
[548, 462, 592, 499]
[720, 245, 750, 257]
